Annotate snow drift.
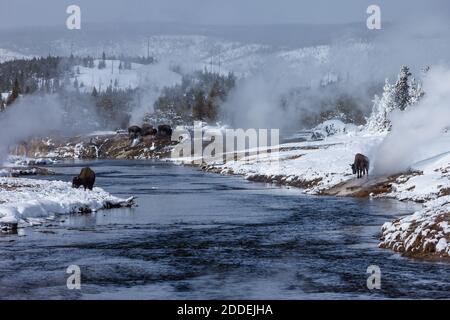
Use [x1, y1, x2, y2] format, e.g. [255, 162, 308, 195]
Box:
[0, 177, 134, 228]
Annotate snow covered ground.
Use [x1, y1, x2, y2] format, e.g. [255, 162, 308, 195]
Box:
[71, 59, 182, 93]
[171, 124, 384, 194]
[0, 177, 134, 230]
[380, 196, 450, 257]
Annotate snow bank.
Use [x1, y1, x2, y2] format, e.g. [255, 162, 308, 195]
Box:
[380, 196, 450, 257]
[6, 155, 58, 167]
[311, 120, 358, 140]
[193, 131, 384, 194]
[0, 177, 134, 228]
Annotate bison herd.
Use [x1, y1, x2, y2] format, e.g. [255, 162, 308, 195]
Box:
[128, 124, 172, 140]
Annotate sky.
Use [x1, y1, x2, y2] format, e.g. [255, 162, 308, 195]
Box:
[1, 0, 449, 30]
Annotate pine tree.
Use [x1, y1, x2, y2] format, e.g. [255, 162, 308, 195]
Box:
[73, 78, 79, 90]
[6, 78, 21, 106]
[192, 90, 206, 120]
[409, 77, 425, 105]
[205, 81, 220, 121]
[92, 86, 98, 97]
[366, 66, 425, 133]
[98, 52, 107, 69]
[366, 79, 396, 132]
[394, 65, 412, 111]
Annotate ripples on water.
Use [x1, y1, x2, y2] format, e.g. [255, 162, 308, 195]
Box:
[0, 160, 449, 299]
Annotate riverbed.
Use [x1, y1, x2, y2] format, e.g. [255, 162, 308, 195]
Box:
[0, 160, 449, 299]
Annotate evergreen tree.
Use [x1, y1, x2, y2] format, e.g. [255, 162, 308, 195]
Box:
[6, 78, 21, 106]
[73, 78, 79, 90]
[366, 66, 425, 133]
[365, 79, 396, 132]
[409, 77, 425, 105]
[98, 52, 107, 69]
[192, 90, 206, 120]
[92, 86, 98, 97]
[394, 65, 412, 111]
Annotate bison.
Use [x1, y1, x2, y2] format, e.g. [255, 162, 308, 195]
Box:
[158, 124, 172, 136]
[128, 125, 142, 139]
[350, 153, 370, 179]
[72, 167, 96, 190]
[142, 124, 157, 136]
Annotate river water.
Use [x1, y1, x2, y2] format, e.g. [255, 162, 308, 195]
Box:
[0, 160, 449, 299]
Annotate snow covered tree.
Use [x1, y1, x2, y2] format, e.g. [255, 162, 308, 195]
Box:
[394, 65, 412, 111]
[365, 79, 396, 132]
[365, 65, 425, 133]
[408, 76, 425, 105]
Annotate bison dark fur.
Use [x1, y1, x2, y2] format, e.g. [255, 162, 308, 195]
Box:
[350, 153, 369, 179]
[158, 124, 172, 136]
[142, 124, 157, 136]
[72, 167, 96, 190]
[128, 126, 142, 139]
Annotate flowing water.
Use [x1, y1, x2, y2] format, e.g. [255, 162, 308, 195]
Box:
[0, 160, 449, 299]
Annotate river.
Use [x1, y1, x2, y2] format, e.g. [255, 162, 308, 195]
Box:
[0, 160, 449, 299]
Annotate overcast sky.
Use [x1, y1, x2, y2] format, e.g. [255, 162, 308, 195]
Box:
[1, 0, 449, 30]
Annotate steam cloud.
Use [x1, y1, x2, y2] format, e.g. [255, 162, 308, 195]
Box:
[373, 66, 450, 175]
[0, 95, 64, 161]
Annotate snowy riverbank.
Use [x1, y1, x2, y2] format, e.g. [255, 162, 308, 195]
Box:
[0, 177, 134, 231]
[7, 125, 450, 258]
[171, 126, 450, 259]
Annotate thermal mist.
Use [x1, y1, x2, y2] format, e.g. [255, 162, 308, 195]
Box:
[0, 95, 64, 161]
[373, 66, 450, 175]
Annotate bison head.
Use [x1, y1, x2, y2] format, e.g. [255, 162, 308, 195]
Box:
[72, 176, 82, 188]
[350, 164, 356, 174]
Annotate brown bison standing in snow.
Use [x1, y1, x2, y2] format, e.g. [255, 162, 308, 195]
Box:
[128, 126, 142, 139]
[72, 167, 96, 190]
[351, 153, 370, 178]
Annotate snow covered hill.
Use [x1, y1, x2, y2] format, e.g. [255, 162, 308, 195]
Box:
[71, 59, 182, 92]
[0, 48, 31, 63]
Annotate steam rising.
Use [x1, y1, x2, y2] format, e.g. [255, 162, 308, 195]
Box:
[0, 95, 64, 161]
[373, 66, 450, 175]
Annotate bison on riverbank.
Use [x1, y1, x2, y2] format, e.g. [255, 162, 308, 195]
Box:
[158, 124, 172, 137]
[142, 124, 157, 136]
[128, 126, 142, 139]
[351, 153, 369, 179]
[72, 167, 96, 190]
